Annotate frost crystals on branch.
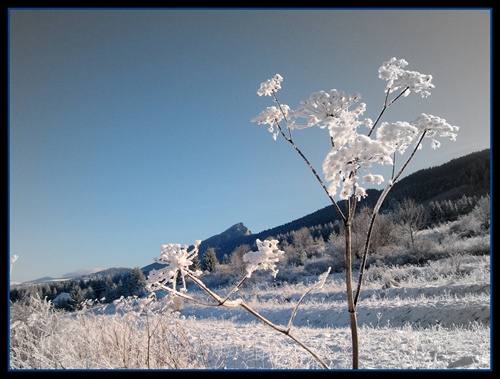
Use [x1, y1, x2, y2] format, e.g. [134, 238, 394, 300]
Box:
[146, 239, 331, 369]
[243, 238, 284, 278]
[251, 57, 459, 370]
[251, 57, 458, 202]
[146, 240, 202, 293]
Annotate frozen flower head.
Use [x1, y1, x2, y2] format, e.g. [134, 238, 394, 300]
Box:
[411, 113, 459, 141]
[375, 113, 458, 154]
[146, 240, 202, 293]
[378, 57, 435, 98]
[290, 89, 361, 129]
[251, 104, 292, 140]
[252, 57, 458, 204]
[243, 239, 284, 278]
[322, 130, 392, 200]
[257, 74, 283, 96]
[376, 121, 419, 155]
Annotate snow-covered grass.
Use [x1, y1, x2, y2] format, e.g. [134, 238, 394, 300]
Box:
[9, 252, 490, 370]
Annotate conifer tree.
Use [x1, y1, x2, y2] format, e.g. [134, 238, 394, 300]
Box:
[190, 255, 201, 271]
[68, 286, 85, 311]
[201, 248, 218, 272]
[129, 267, 147, 296]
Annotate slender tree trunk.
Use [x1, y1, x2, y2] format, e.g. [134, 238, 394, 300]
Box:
[344, 220, 359, 369]
[410, 225, 415, 250]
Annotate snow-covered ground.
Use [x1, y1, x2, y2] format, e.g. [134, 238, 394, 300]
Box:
[127, 252, 491, 370]
[9, 251, 490, 370]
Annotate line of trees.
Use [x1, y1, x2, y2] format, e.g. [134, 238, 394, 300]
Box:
[193, 193, 490, 289]
[10, 193, 489, 310]
[10, 267, 147, 310]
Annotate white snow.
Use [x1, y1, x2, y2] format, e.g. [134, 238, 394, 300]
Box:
[77, 252, 489, 370]
[9, 251, 490, 370]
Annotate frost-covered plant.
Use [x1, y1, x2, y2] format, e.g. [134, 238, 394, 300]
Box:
[251, 57, 458, 369]
[144, 58, 458, 370]
[10, 254, 18, 277]
[146, 238, 332, 369]
[10, 295, 60, 369]
[9, 293, 221, 369]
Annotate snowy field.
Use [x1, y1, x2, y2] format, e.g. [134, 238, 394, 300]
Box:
[174, 253, 490, 370]
[51, 250, 489, 371]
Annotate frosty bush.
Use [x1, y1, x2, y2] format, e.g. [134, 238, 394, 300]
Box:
[145, 58, 458, 369]
[250, 57, 458, 369]
[449, 194, 490, 238]
[10, 295, 63, 369]
[9, 294, 222, 369]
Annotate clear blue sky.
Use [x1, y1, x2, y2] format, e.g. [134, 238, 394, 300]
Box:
[9, 8, 491, 283]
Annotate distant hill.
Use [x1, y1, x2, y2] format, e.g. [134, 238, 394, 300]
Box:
[25, 149, 488, 282]
[19, 268, 135, 286]
[13, 276, 73, 287]
[382, 149, 490, 205]
[198, 222, 251, 258]
[141, 223, 251, 272]
[25, 276, 58, 284]
[182, 148, 490, 265]
[80, 267, 133, 281]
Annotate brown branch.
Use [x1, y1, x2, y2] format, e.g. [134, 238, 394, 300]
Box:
[368, 86, 410, 137]
[177, 270, 330, 368]
[354, 131, 427, 306]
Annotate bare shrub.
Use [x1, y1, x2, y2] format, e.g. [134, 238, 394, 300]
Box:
[9, 295, 221, 369]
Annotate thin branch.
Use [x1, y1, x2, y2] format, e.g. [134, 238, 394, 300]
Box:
[368, 86, 410, 137]
[354, 131, 427, 306]
[238, 301, 330, 369]
[349, 187, 358, 224]
[220, 276, 249, 303]
[272, 92, 347, 222]
[150, 282, 217, 307]
[184, 272, 236, 306]
[274, 120, 346, 222]
[286, 284, 318, 332]
[391, 151, 396, 180]
[178, 270, 330, 368]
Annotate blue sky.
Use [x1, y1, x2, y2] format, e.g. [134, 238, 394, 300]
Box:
[9, 8, 491, 283]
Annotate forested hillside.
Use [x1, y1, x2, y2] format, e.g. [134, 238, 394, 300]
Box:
[383, 148, 490, 205]
[197, 148, 490, 260]
[11, 149, 490, 303]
